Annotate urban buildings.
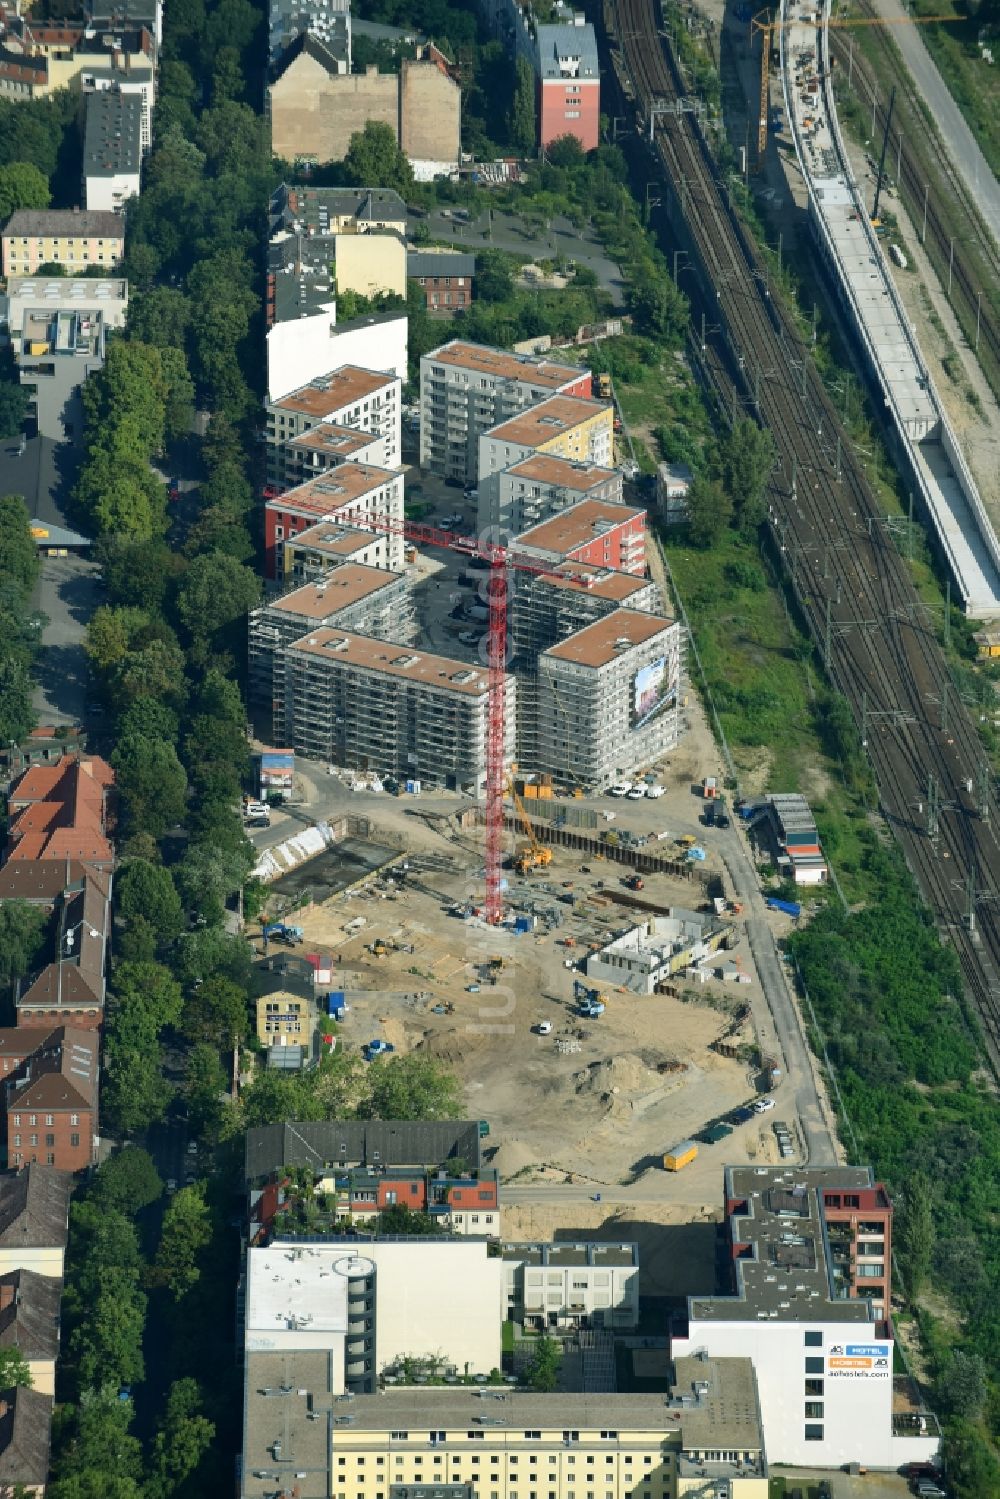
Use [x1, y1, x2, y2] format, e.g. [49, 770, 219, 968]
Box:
[534, 610, 683, 788]
[4, 275, 128, 444]
[536, 20, 601, 152]
[267, 42, 460, 177]
[244, 1236, 505, 1388]
[4, 1026, 98, 1171]
[0, 1165, 71, 1495]
[1, 208, 125, 277]
[281, 424, 394, 487]
[420, 340, 592, 483]
[265, 366, 402, 487]
[482, 453, 623, 537]
[477, 397, 615, 509]
[79, 55, 156, 155]
[240, 1364, 768, 1499]
[281, 630, 515, 793]
[252, 1163, 501, 1242]
[513, 499, 647, 577]
[670, 1166, 937, 1470]
[249, 568, 415, 737]
[266, 304, 408, 406]
[269, 0, 352, 71]
[408, 249, 476, 315]
[263, 466, 405, 579]
[246, 1118, 485, 1186]
[271, 185, 408, 240]
[502, 1241, 639, 1331]
[82, 88, 142, 212]
[656, 463, 694, 525]
[585, 911, 732, 996]
[759, 795, 828, 887]
[0, 16, 156, 106]
[279, 520, 392, 584]
[5, 754, 114, 868]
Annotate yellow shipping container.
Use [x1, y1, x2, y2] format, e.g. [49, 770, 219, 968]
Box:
[663, 1141, 698, 1171]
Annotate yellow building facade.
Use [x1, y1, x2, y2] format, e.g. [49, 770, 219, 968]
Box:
[334, 232, 407, 300]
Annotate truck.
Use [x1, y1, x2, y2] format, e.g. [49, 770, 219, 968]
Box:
[363, 1039, 396, 1059]
[262, 922, 303, 945]
[577, 1000, 606, 1018]
[663, 1140, 698, 1171]
[595, 372, 613, 399]
[326, 991, 348, 1020]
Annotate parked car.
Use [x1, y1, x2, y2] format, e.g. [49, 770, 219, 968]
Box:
[607, 784, 631, 797]
[627, 786, 645, 799]
[753, 1098, 776, 1113]
[168, 477, 180, 502]
[535, 1021, 553, 1035]
[444, 476, 464, 488]
[645, 784, 665, 798]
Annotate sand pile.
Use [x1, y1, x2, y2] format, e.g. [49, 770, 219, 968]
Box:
[573, 1052, 663, 1101]
[491, 1138, 540, 1179]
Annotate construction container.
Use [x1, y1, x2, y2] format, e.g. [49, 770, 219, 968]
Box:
[703, 776, 718, 799]
[664, 1141, 698, 1171]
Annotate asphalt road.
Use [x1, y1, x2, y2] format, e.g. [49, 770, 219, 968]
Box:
[411, 208, 627, 306]
[867, 0, 1000, 249]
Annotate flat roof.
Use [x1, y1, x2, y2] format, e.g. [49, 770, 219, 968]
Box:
[333, 1387, 682, 1431]
[287, 522, 379, 557]
[689, 1165, 883, 1324]
[541, 563, 655, 602]
[271, 567, 401, 619]
[426, 340, 583, 388]
[672, 1354, 763, 1455]
[505, 454, 618, 492]
[246, 1243, 349, 1351]
[8, 275, 127, 301]
[288, 422, 382, 457]
[243, 1350, 332, 1499]
[543, 608, 673, 668]
[287, 630, 490, 696]
[486, 395, 609, 450]
[84, 88, 142, 175]
[515, 498, 644, 557]
[408, 249, 476, 277]
[501, 1241, 637, 1268]
[269, 465, 399, 518]
[273, 365, 398, 417]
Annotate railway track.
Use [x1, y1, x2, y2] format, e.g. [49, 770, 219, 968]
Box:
[605, 0, 1000, 1068]
[828, 20, 1000, 394]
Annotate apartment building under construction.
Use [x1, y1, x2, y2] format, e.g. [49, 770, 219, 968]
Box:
[480, 451, 623, 536]
[282, 629, 516, 792]
[535, 609, 684, 788]
[248, 568, 415, 741]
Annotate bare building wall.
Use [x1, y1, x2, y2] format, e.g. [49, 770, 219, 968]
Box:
[399, 59, 460, 167]
[268, 61, 397, 164]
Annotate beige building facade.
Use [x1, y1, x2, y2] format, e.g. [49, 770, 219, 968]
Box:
[334, 231, 406, 299]
[2, 209, 124, 277]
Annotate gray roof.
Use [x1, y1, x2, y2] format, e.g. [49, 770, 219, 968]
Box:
[689, 1165, 883, 1324]
[271, 27, 348, 78]
[271, 184, 407, 237]
[0, 1269, 62, 1361]
[501, 1241, 637, 1268]
[0, 1386, 52, 1488]
[0, 1166, 71, 1250]
[29, 520, 92, 549]
[2, 208, 124, 240]
[534, 22, 599, 80]
[408, 250, 476, 278]
[84, 89, 143, 177]
[245, 1120, 483, 1182]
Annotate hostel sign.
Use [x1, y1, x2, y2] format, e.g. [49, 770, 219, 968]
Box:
[827, 1343, 891, 1379]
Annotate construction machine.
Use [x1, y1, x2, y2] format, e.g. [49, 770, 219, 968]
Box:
[509, 780, 553, 875]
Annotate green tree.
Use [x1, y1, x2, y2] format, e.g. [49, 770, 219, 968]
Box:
[0, 377, 29, 438]
[627, 271, 688, 342]
[894, 1173, 934, 1296]
[684, 475, 733, 548]
[0, 649, 35, 745]
[85, 606, 150, 674]
[508, 56, 536, 153]
[115, 859, 185, 948]
[89, 1147, 163, 1216]
[0, 494, 40, 594]
[111, 735, 188, 839]
[101, 1044, 170, 1137]
[545, 134, 585, 167]
[0, 1347, 33, 1388]
[936, 1350, 987, 1420]
[67, 1275, 147, 1391]
[125, 284, 192, 350]
[524, 1335, 561, 1391]
[342, 120, 414, 197]
[146, 1378, 215, 1498]
[175, 550, 260, 660]
[172, 837, 255, 926]
[378, 1203, 443, 1235]
[181, 976, 249, 1049]
[720, 418, 776, 532]
[172, 927, 252, 989]
[152, 1184, 212, 1301]
[184, 1042, 228, 1137]
[475, 248, 516, 303]
[365, 1053, 463, 1121]
[0, 900, 48, 991]
[0, 161, 50, 221]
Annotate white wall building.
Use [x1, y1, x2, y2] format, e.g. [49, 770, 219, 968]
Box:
[245, 1237, 504, 1392]
[502, 1241, 639, 1330]
[671, 1166, 940, 1472]
[266, 366, 402, 487]
[267, 309, 407, 404]
[586, 910, 728, 995]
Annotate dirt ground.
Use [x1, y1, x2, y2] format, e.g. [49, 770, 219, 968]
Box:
[282, 788, 792, 1191]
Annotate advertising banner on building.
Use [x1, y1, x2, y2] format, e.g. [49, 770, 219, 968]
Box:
[631, 634, 680, 729]
[826, 1342, 891, 1379]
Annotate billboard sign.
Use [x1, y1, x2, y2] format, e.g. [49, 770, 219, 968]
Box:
[632, 636, 680, 730]
[827, 1342, 890, 1379]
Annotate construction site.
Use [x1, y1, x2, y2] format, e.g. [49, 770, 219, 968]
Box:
[254, 751, 806, 1198]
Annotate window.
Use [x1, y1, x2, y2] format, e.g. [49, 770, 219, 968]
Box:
[805, 1357, 824, 1374]
[805, 1379, 824, 1397]
[45, 1134, 54, 1148]
[390, 1432, 409, 1441]
[804, 1331, 822, 1347]
[525, 1432, 541, 1440]
[12, 1116, 19, 1127]
[28, 1115, 36, 1127]
[13, 1136, 20, 1149]
[46, 1153, 55, 1165]
[805, 1401, 824, 1418]
[70, 1133, 80, 1148]
[29, 1135, 37, 1148]
[857, 1263, 884, 1278]
[600, 1431, 618, 1440]
[45, 1115, 53, 1127]
[466, 1431, 485, 1440]
[804, 1425, 823, 1441]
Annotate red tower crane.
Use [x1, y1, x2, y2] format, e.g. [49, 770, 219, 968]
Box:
[348, 512, 592, 925]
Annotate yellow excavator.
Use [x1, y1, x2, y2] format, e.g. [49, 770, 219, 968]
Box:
[509, 781, 553, 875]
